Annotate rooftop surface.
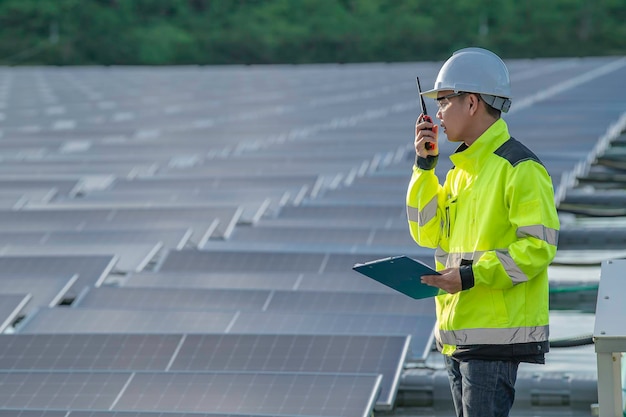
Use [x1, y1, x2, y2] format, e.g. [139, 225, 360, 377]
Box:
[0, 56, 625, 416]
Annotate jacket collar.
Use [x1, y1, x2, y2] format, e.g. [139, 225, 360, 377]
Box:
[449, 118, 510, 174]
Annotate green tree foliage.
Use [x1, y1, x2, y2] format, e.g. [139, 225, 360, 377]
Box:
[0, 0, 623, 65]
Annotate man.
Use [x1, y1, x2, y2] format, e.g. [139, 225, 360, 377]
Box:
[406, 47, 560, 417]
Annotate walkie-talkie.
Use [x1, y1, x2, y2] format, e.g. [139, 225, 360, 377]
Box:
[416, 77, 435, 151]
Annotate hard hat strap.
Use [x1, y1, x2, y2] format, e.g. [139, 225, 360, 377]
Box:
[480, 94, 511, 113]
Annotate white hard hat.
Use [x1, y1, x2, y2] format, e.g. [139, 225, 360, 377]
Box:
[422, 47, 512, 112]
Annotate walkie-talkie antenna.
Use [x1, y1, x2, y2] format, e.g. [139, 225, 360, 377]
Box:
[416, 77, 429, 117]
[416, 77, 435, 151]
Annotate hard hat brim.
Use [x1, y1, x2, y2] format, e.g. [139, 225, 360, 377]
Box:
[420, 89, 439, 99]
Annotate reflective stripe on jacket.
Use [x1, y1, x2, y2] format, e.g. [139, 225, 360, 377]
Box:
[406, 118, 559, 356]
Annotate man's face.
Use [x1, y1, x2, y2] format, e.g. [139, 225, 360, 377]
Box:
[435, 90, 469, 143]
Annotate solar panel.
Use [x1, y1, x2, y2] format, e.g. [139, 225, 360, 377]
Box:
[0, 371, 381, 417]
[66, 412, 295, 417]
[158, 161, 370, 177]
[0, 411, 68, 417]
[0, 243, 160, 273]
[204, 225, 373, 245]
[123, 271, 302, 291]
[0, 208, 109, 224]
[123, 271, 397, 293]
[229, 311, 435, 360]
[169, 334, 409, 410]
[75, 287, 271, 311]
[0, 333, 407, 410]
[0, 255, 116, 299]
[0, 161, 157, 177]
[0, 231, 48, 245]
[44, 228, 192, 250]
[257, 215, 409, 230]
[0, 195, 22, 209]
[0, 189, 57, 207]
[275, 205, 405, 220]
[0, 334, 181, 371]
[70, 188, 294, 204]
[158, 250, 435, 274]
[0, 274, 77, 312]
[296, 272, 397, 293]
[17, 308, 236, 334]
[212, 225, 415, 247]
[0, 371, 130, 410]
[108, 207, 243, 239]
[265, 290, 434, 316]
[157, 250, 328, 273]
[0, 179, 78, 196]
[1, 59, 617, 417]
[111, 174, 319, 191]
[41, 195, 273, 226]
[113, 372, 381, 417]
[16, 307, 434, 360]
[0, 294, 31, 332]
[0, 207, 240, 240]
[75, 287, 433, 317]
[199, 236, 423, 255]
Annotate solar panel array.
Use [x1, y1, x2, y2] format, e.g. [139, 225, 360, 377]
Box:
[1, 56, 625, 416]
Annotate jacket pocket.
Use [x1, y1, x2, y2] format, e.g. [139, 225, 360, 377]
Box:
[444, 196, 458, 239]
[490, 289, 509, 326]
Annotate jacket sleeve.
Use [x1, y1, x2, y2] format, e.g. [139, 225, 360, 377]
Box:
[473, 161, 560, 289]
[406, 163, 446, 249]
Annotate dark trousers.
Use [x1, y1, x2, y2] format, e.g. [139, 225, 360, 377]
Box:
[444, 355, 519, 417]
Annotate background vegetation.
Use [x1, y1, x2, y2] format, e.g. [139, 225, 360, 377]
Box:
[0, 0, 624, 66]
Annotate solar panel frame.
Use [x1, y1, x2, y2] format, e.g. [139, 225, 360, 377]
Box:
[0, 294, 31, 332]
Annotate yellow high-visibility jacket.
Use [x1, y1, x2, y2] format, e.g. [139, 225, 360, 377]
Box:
[406, 118, 559, 358]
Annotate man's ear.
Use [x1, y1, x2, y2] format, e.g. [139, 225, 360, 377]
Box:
[468, 93, 481, 116]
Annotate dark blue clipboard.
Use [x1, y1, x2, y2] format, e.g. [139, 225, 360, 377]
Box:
[352, 255, 441, 299]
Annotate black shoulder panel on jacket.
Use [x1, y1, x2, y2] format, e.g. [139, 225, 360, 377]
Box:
[494, 137, 544, 167]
